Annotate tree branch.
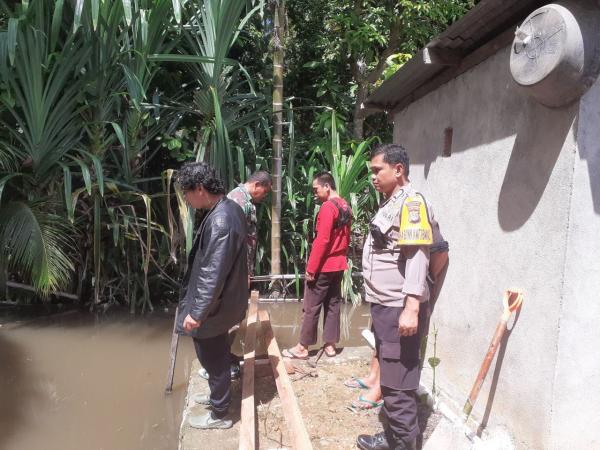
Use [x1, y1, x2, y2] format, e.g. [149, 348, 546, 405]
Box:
[365, 23, 401, 84]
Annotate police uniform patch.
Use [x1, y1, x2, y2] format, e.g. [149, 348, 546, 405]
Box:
[398, 193, 433, 246]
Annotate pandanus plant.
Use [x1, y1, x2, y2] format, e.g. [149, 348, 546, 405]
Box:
[0, 0, 264, 308]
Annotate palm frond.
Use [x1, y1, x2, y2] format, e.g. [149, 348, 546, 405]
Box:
[0, 201, 75, 294]
[0, 23, 88, 185]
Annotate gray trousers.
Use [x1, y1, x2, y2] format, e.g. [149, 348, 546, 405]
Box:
[371, 302, 427, 442]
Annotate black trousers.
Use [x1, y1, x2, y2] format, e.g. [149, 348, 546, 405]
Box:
[371, 303, 427, 442]
[300, 271, 343, 347]
[193, 332, 231, 418]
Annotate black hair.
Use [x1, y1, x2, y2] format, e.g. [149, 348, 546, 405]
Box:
[313, 171, 336, 190]
[247, 170, 272, 187]
[370, 143, 410, 176]
[175, 162, 225, 194]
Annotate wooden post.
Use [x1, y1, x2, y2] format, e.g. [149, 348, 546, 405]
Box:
[259, 309, 313, 450]
[239, 290, 260, 450]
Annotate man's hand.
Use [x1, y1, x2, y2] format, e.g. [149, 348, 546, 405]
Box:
[183, 314, 201, 332]
[305, 271, 315, 282]
[399, 296, 420, 336]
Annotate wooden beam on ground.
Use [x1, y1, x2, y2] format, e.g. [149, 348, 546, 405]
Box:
[239, 290, 260, 450]
[242, 358, 295, 378]
[259, 309, 313, 450]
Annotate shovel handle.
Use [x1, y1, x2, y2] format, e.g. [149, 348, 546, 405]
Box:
[502, 289, 523, 321]
[463, 290, 524, 418]
[462, 319, 507, 417]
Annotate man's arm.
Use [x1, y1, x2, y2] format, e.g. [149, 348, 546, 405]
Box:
[306, 202, 336, 277]
[399, 246, 429, 336]
[184, 219, 240, 323]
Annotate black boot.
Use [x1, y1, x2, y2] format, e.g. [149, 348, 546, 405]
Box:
[384, 428, 417, 450]
[356, 432, 390, 450]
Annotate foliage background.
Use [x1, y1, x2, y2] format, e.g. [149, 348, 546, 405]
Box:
[0, 0, 474, 309]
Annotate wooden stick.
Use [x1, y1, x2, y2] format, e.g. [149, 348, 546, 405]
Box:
[259, 309, 313, 450]
[307, 346, 325, 369]
[239, 290, 260, 450]
[164, 306, 179, 394]
[6, 281, 79, 301]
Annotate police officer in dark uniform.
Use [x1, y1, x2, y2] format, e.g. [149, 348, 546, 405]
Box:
[357, 144, 443, 450]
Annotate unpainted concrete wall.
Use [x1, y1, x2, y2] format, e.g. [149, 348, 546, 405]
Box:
[392, 46, 584, 449]
[549, 76, 600, 449]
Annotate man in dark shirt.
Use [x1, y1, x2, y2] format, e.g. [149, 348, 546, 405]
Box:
[283, 172, 351, 359]
[175, 162, 248, 430]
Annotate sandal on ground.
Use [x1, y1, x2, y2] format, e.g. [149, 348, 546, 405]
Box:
[282, 348, 309, 360]
[324, 346, 337, 357]
[343, 376, 371, 389]
[347, 395, 384, 412]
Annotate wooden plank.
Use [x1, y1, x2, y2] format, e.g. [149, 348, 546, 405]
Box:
[242, 357, 295, 373]
[239, 290, 260, 450]
[259, 309, 313, 450]
[255, 363, 276, 378]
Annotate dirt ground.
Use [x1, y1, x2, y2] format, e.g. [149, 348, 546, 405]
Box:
[179, 347, 441, 450]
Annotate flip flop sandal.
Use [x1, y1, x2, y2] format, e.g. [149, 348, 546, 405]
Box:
[347, 395, 384, 412]
[324, 347, 337, 357]
[282, 348, 309, 360]
[343, 376, 370, 389]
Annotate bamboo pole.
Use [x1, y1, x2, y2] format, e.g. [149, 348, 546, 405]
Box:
[270, 0, 286, 279]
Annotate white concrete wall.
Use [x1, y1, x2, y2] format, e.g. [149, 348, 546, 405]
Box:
[392, 46, 584, 449]
[549, 76, 600, 449]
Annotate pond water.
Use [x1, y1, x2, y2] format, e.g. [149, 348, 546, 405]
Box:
[0, 302, 370, 450]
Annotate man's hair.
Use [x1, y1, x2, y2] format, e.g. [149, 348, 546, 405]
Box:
[370, 143, 410, 176]
[247, 170, 272, 187]
[175, 162, 225, 194]
[313, 171, 336, 190]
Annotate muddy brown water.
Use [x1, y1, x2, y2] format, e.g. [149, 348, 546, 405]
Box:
[0, 302, 370, 450]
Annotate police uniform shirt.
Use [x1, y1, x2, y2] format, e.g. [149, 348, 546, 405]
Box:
[362, 184, 441, 307]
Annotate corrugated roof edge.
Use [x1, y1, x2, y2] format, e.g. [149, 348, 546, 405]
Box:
[363, 0, 548, 116]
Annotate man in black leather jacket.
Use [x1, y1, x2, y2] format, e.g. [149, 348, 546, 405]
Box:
[175, 162, 248, 430]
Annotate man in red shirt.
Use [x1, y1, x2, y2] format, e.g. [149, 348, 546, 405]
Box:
[283, 172, 351, 359]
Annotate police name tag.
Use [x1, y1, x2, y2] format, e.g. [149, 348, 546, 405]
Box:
[372, 193, 405, 234]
